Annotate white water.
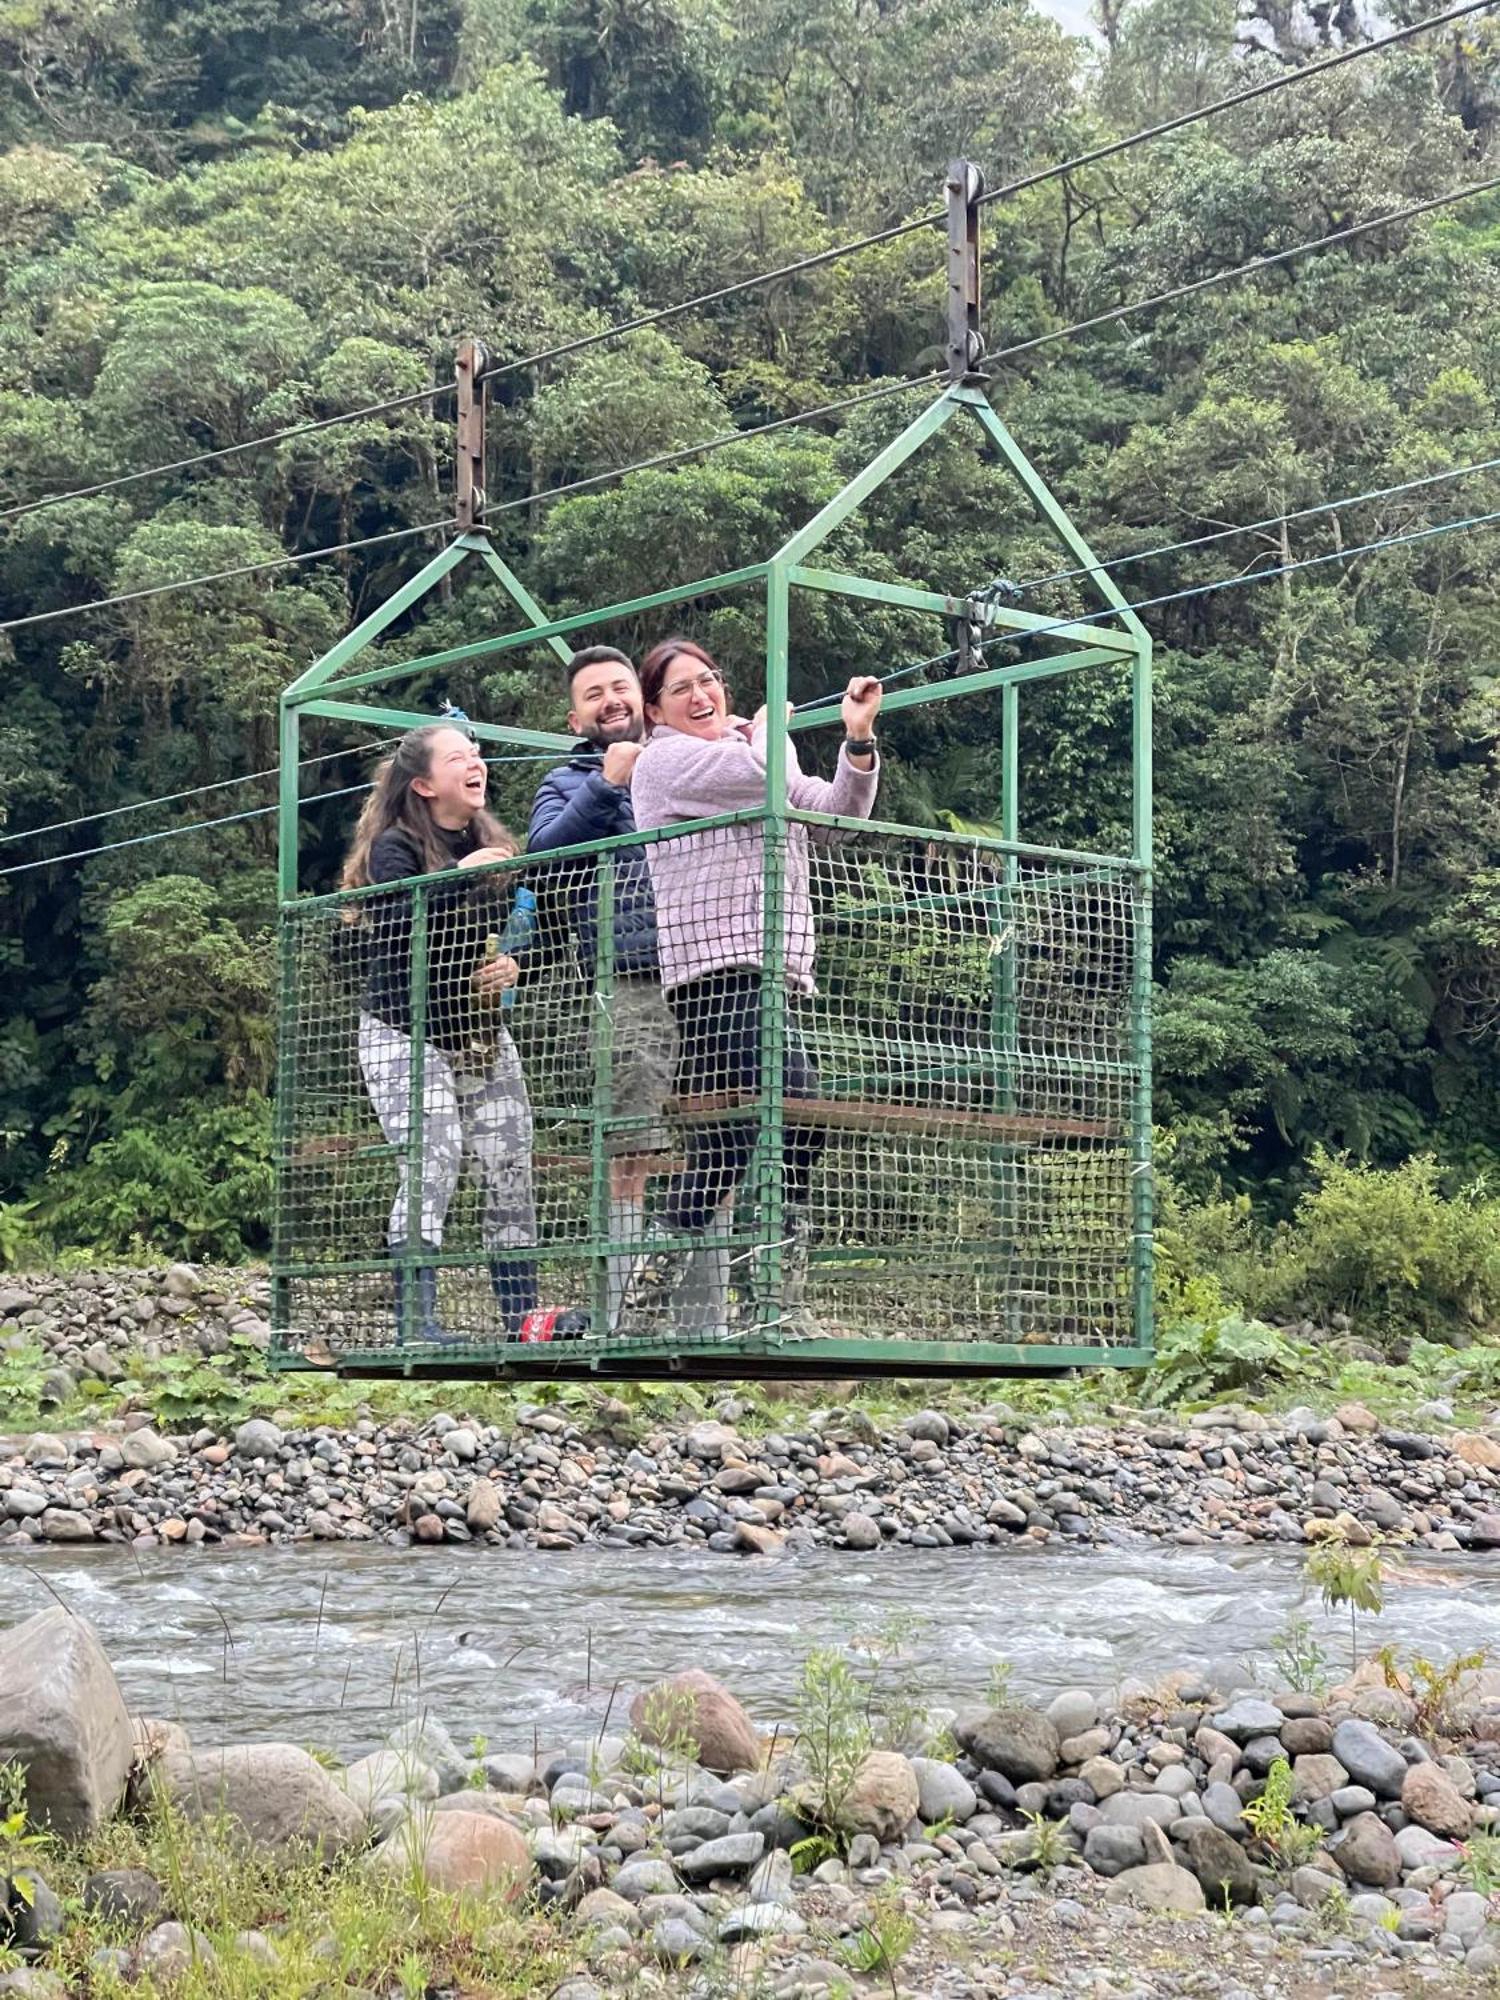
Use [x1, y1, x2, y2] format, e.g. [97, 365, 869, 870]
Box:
[7, 1543, 1500, 1758]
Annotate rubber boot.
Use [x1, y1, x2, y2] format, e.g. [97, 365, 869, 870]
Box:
[392, 1246, 460, 1347]
[489, 1257, 539, 1337]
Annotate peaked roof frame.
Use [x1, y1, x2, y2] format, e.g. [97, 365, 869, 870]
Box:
[278, 378, 1151, 900]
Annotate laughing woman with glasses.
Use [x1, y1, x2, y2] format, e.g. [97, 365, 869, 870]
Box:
[620, 636, 882, 1336]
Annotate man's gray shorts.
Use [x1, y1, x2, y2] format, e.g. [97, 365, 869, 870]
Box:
[606, 974, 677, 1157]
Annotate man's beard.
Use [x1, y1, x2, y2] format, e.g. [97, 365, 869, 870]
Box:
[585, 715, 644, 746]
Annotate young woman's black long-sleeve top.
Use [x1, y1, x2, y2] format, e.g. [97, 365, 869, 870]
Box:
[361, 825, 505, 1058]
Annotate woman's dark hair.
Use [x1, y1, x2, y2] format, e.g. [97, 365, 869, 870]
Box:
[640, 636, 721, 713]
[340, 724, 514, 890]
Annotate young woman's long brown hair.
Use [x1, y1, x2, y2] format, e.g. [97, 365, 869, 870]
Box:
[341, 724, 514, 890]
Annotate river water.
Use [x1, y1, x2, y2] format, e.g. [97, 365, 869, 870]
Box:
[6, 1544, 1500, 1760]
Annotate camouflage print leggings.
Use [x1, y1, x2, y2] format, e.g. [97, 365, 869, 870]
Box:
[357, 1013, 537, 1253]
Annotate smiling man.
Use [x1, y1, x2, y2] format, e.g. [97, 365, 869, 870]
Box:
[527, 646, 729, 1333]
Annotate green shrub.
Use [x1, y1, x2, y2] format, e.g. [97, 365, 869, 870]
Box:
[34, 1100, 271, 1262]
[1144, 1314, 1300, 1407]
[1259, 1151, 1500, 1343]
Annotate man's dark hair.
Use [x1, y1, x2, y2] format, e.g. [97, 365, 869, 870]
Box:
[568, 644, 636, 696]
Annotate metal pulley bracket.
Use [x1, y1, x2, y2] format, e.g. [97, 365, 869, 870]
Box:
[455, 336, 490, 532]
[946, 159, 987, 384]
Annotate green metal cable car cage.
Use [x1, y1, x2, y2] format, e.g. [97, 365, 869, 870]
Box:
[269, 164, 1154, 1383]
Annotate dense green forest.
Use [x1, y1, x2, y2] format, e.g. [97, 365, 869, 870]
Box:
[1, 0, 1498, 1282]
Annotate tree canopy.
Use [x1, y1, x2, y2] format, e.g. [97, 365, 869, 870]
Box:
[1, 0, 1497, 1256]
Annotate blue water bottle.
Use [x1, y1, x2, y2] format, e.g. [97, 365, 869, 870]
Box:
[495, 885, 538, 1011]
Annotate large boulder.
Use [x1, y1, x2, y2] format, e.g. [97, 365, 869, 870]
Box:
[158, 1744, 364, 1856]
[841, 1752, 919, 1842]
[0, 1609, 133, 1837]
[955, 1706, 1059, 1784]
[369, 1809, 530, 1897]
[628, 1671, 760, 1776]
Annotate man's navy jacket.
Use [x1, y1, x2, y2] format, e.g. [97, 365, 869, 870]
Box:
[527, 744, 659, 976]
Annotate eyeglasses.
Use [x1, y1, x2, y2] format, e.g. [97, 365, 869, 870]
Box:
[661, 668, 724, 703]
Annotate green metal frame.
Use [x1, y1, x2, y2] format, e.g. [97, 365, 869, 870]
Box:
[272, 380, 1154, 1380]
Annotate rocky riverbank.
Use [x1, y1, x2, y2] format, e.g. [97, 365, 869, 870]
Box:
[9, 1262, 1500, 1552]
[5, 1608, 1500, 1997]
[7, 1382, 1500, 1559]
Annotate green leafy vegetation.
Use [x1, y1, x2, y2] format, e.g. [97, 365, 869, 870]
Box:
[837, 1884, 917, 1996]
[0, 1767, 569, 1997]
[1373, 1644, 1487, 1740]
[1240, 1756, 1324, 1871]
[1304, 1532, 1392, 1673]
[1266, 1614, 1331, 1699]
[1, 0, 1497, 1299]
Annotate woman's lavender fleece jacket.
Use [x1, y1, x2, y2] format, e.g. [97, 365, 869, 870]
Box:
[630, 717, 879, 994]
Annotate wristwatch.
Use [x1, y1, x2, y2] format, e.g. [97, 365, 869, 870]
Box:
[843, 735, 877, 756]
